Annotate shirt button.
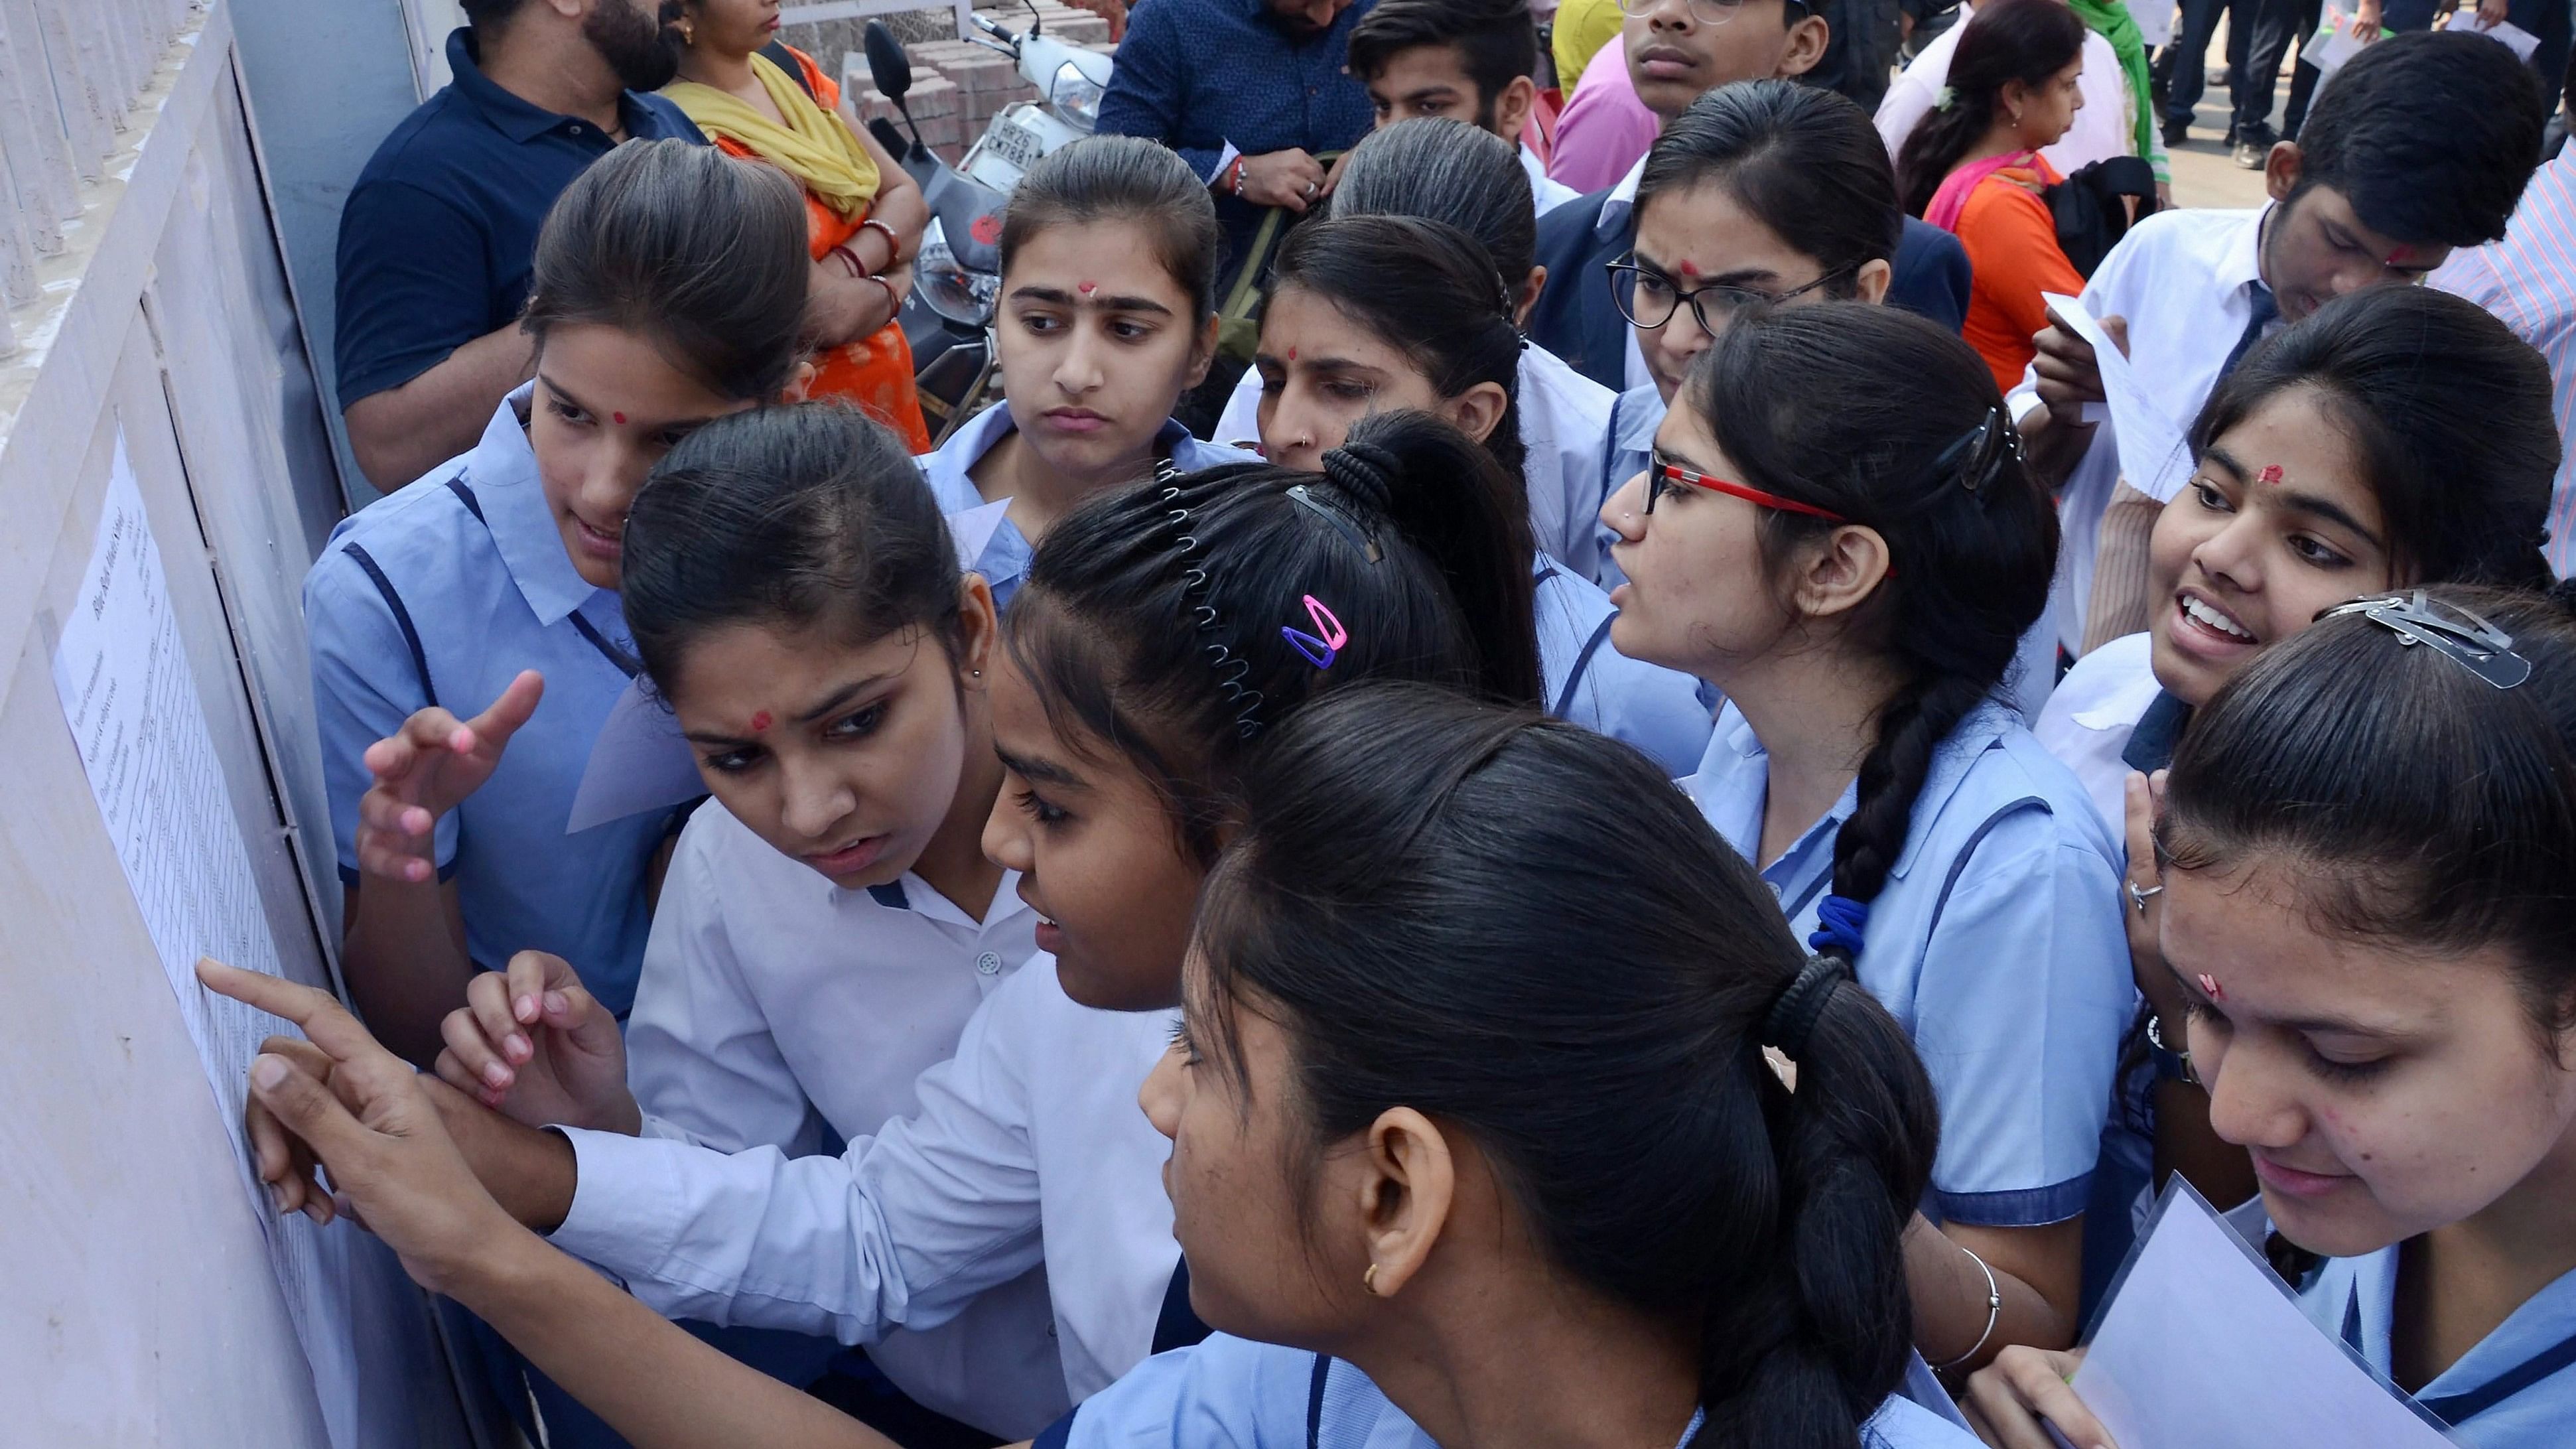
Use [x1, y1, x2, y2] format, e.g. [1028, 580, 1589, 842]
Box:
[1767, 881, 1784, 901]
[977, 951, 1002, 976]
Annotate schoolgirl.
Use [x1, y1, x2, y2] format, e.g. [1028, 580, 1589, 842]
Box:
[303, 137, 810, 1066]
[435, 403, 1067, 1437]
[200, 680, 1989, 1449]
[1207, 117, 1621, 585]
[1966, 585, 2576, 1449]
[1602, 301, 2132, 1369]
[916, 134, 1253, 610]
[297, 410, 1545, 1418]
[1252, 212, 1717, 774]
[2033, 283, 2557, 1296]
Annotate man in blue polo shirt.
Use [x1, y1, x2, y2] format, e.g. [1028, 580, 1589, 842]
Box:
[334, 0, 700, 491]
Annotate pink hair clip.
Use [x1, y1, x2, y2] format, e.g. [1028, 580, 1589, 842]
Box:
[1282, 595, 1348, 669]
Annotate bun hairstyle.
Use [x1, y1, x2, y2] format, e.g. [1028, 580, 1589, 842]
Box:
[1328, 117, 1538, 296]
[1010, 410, 1543, 863]
[1686, 301, 2057, 949]
[523, 137, 811, 401]
[2161, 583, 2576, 1042]
[998, 133, 1224, 324]
[1200, 683, 1940, 1449]
[2191, 285, 2557, 589]
[1639, 81, 1903, 295]
[622, 403, 965, 692]
[1267, 214, 1530, 484]
[1892, 0, 2089, 216]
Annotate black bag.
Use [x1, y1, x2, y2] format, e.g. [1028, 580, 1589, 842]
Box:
[2047, 155, 2161, 278]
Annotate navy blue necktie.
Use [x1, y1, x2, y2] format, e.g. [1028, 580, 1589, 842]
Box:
[2216, 281, 2279, 382]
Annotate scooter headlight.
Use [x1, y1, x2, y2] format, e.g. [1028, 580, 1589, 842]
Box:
[1050, 60, 1104, 130]
[916, 218, 998, 326]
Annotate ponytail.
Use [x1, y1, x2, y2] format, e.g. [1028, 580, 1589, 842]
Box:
[1010, 411, 1542, 861]
[1205, 683, 1939, 1449]
[1892, 0, 2088, 216]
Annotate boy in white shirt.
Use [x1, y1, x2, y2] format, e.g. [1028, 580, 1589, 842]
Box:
[1345, 0, 1582, 216]
[2011, 31, 2546, 654]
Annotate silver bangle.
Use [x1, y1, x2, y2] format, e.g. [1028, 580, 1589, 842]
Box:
[1933, 1243, 2003, 1372]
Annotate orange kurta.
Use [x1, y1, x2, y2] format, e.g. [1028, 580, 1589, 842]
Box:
[712, 48, 932, 452]
[1952, 158, 2087, 396]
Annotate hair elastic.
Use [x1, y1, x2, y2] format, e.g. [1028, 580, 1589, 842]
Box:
[2321, 590, 2534, 689]
[1162, 485, 1267, 736]
[1807, 893, 1869, 961]
[1282, 595, 1349, 669]
[1760, 954, 1850, 1059]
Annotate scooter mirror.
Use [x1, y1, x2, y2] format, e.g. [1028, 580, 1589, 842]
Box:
[863, 21, 912, 101]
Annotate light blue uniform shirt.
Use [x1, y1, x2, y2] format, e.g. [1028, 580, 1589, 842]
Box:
[1595, 381, 1663, 592]
[1535, 553, 1715, 776]
[303, 387, 671, 1016]
[917, 405, 1257, 612]
[1040, 1332, 1984, 1449]
[1682, 702, 2130, 1225]
[2296, 1241, 2576, 1446]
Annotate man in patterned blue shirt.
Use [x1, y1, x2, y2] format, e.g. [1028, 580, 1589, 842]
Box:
[1097, 0, 1378, 286]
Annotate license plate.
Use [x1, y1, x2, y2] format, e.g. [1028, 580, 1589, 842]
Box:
[986, 113, 1044, 172]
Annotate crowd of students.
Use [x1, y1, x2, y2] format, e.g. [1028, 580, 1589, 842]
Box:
[222, 5, 2576, 1448]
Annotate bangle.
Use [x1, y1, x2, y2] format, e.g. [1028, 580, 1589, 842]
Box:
[865, 273, 902, 312]
[859, 217, 903, 260]
[829, 243, 868, 278]
[1227, 155, 1246, 196]
[1933, 1243, 2003, 1373]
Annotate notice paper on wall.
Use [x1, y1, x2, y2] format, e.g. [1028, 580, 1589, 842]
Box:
[2043, 293, 2195, 503]
[50, 434, 362, 1449]
[2070, 1180, 2457, 1449]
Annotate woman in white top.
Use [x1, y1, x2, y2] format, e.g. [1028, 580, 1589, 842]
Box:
[2030, 284, 2559, 1291]
[1209, 118, 1620, 584]
[1966, 585, 2576, 1449]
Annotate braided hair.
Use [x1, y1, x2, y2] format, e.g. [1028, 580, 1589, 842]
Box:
[1684, 302, 2057, 953]
[1008, 409, 1543, 863]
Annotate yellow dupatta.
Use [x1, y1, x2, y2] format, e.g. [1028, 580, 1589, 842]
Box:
[663, 52, 879, 219]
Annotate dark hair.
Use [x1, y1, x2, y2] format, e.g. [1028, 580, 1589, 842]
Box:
[462, 0, 526, 29]
[2291, 31, 2545, 247]
[1269, 214, 1528, 483]
[1893, 0, 2087, 216]
[1329, 117, 1538, 290]
[999, 134, 1224, 324]
[1687, 302, 2057, 933]
[623, 403, 964, 691]
[1639, 81, 1903, 295]
[2162, 584, 2576, 1042]
[2192, 285, 2557, 589]
[1010, 411, 1544, 862]
[1202, 684, 1940, 1448]
[1344, 0, 1539, 120]
[522, 138, 809, 401]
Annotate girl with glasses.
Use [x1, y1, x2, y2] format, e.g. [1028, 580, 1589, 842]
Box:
[1600, 300, 2132, 1377]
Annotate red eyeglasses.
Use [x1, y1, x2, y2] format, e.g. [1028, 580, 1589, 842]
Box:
[1643, 461, 1852, 523]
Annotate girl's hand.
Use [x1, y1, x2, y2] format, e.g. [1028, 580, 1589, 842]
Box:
[435, 951, 640, 1135]
[200, 959, 525, 1297]
[1961, 1346, 2114, 1449]
[355, 671, 544, 884]
[2122, 770, 2179, 1015]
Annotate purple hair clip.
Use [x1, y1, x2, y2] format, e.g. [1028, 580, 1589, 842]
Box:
[1282, 595, 1349, 669]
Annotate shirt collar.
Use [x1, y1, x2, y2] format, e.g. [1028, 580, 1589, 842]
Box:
[444, 27, 657, 145]
[1597, 153, 1653, 240]
[844, 868, 1029, 931]
[470, 382, 609, 627]
[1614, 381, 1665, 454]
[1696, 700, 2019, 882]
[2225, 200, 2277, 303]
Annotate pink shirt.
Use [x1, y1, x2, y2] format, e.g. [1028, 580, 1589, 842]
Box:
[1548, 42, 1661, 195]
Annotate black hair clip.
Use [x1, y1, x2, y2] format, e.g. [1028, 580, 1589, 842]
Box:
[1930, 406, 2023, 496]
[1164, 484, 1268, 736]
[2322, 590, 2534, 690]
[1287, 483, 1383, 563]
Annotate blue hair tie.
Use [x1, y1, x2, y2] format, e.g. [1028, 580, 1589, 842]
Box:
[1808, 894, 1869, 961]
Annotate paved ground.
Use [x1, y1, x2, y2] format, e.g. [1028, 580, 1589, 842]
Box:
[2154, 19, 2281, 210]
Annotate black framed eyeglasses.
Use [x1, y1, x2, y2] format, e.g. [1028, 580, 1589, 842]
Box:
[1607, 259, 1853, 336]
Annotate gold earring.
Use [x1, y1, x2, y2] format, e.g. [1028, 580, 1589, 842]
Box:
[677, 16, 696, 44]
[1362, 1263, 1380, 1294]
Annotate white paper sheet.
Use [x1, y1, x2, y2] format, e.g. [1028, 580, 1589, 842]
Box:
[2072, 1182, 2458, 1449]
[50, 435, 362, 1449]
[2307, 8, 2387, 80]
[2043, 293, 2194, 502]
[565, 499, 1021, 832]
[2446, 10, 2543, 60]
[2127, 0, 2175, 49]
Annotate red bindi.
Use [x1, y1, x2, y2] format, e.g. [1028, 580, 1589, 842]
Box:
[1077, 281, 1097, 294]
[749, 711, 772, 733]
[2198, 973, 2225, 1001]
[2258, 464, 2283, 485]
[612, 411, 626, 425]
[1678, 259, 1700, 278]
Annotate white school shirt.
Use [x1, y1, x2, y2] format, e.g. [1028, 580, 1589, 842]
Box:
[1534, 551, 1718, 774]
[919, 405, 1258, 611]
[1206, 340, 1621, 585]
[1522, 141, 1580, 217]
[1682, 701, 2131, 1225]
[1877, 17, 2167, 184]
[2293, 1236, 2576, 1446]
[2031, 631, 2159, 854]
[2007, 205, 2279, 651]
[622, 801, 1069, 1435]
[549, 954, 1180, 1405]
[1042, 1332, 1988, 1449]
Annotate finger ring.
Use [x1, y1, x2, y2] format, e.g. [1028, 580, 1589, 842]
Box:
[1303, 180, 1320, 199]
[2128, 880, 2164, 914]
